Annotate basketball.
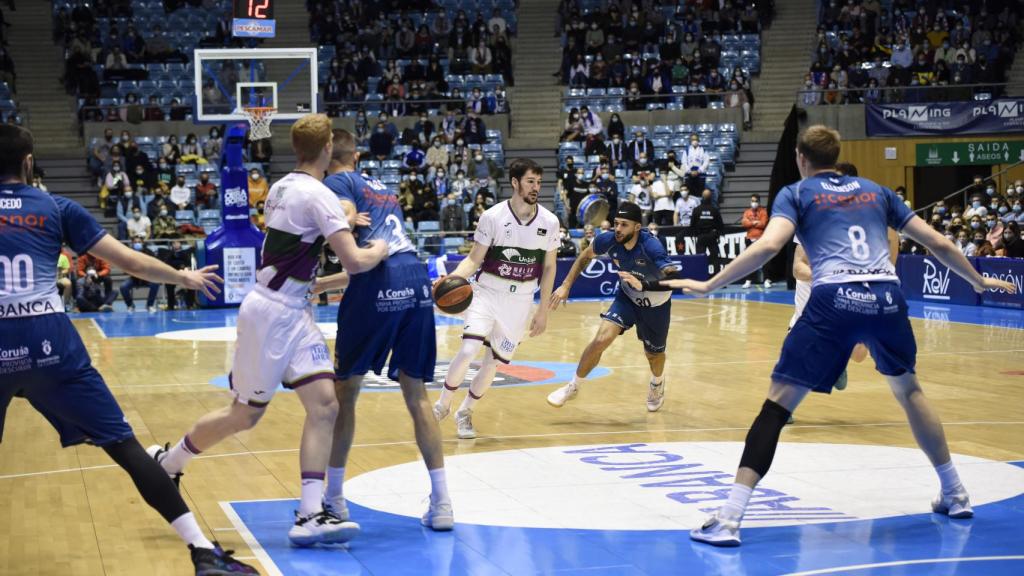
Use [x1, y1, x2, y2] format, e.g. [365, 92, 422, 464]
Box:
[433, 276, 473, 314]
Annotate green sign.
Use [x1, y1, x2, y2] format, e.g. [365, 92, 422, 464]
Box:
[916, 141, 1024, 166]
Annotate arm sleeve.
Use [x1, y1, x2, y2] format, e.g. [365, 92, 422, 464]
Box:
[641, 267, 680, 291]
[309, 188, 351, 238]
[590, 231, 614, 255]
[56, 195, 107, 255]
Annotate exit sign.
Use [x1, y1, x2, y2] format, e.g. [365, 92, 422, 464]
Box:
[916, 141, 1024, 166]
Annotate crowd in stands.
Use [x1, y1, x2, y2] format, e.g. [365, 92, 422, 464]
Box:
[916, 177, 1024, 258]
[54, 0, 244, 122]
[311, 0, 516, 117]
[802, 1, 1022, 105]
[557, 0, 770, 126]
[0, 6, 21, 125]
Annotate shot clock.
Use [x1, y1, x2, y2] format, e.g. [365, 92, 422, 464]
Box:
[232, 0, 276, 38]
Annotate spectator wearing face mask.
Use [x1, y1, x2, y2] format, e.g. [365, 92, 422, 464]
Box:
[629, 172, 653, 225]
[998, 222, 1024, 258]
[595, 167, 618, 220]
[565, 167, 589, 227]
[75, 253, 116, 312]
[468, 149, 501, 187]
[402, 141, 426, 174]
[194, 172, 219, 211]
[162, 238, 197, 310]
[651, 175, 674, 226]
[683, 135, 710, 200]
[741, 194, 771, 288]
[425, 138, 449, 169]
[626, 129, 654, 169]
[102, 161, 131, 206]
[964, 194, 988, 219]
[114, 187, 142, 239]
[247, 169, 268, 206]
[673, 186, 700, 228]
[985, 214, 1005, 250]
[168, 176, 193, 213]
[579, 224, 596, 252]
[973, 230, 996, 257]
[369, 122, 395, 160]
[125, 205, 151, 240]
[152, 206, 179, 239]
[1008, 199, 1024, 224]
[556, 226, 578, 258]
[956, 230, 973, 256]
[119, 237, 161, 313]
[606, 133, 626, 169]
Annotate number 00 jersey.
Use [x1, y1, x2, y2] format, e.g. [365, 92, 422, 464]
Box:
[473, 201, 560, 294]
[324, 171, 415, 257]
[772, 172, 913, 287]
[0, 184, 106, 318]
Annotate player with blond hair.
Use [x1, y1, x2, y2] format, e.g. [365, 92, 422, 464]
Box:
[149, 114, 389, 546]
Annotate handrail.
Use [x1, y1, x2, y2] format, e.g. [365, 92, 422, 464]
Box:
[913, 159, 1024, 217]
[793, 82, 1008, 104]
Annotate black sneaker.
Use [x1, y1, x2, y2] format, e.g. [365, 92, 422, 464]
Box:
[146, 443, 183, 488]
[190, 543, 260, 575]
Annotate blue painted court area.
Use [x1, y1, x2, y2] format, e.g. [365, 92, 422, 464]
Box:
[74, 289, 1024, 339]
[226, 484, 1024, 576]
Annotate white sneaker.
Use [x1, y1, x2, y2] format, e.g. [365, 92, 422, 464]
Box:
[288, 510, 360, 546]
[455, 408, 476, 439]
[547, 381, 579, 407]
[932, 489, 973, 519]
[322, 496, 350, 521]
[433, 400, 450, 423]
[764, 279, 773, 288]
[126, 305, 135, 313]
[421, 500, 454, 531]
[690, 514, 741, 547]
[147, 306, 158, 313]
[146, 443, 182, 488]
[647, 379, 665, 412]
[742, 280, 752, 289]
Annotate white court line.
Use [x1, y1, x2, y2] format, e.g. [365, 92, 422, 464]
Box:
[782, 555, 1024, 575]
[2, 420, 1023, 481]
[219, 501, 284, 576]
[88, 318, 108, 339]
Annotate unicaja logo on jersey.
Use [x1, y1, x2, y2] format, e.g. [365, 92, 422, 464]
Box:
[500, 248, 537, 264]
[922, 259, 951, 300]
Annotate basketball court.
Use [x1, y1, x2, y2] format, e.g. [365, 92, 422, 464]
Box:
[2, 290, 1022, 575]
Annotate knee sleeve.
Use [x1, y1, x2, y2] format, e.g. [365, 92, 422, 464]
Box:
[738, 400, 792, 478]
[103, 436, 189, 523]
[445, 338, 484, 390]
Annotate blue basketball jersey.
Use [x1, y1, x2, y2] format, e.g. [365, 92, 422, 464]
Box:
[0, 184, 106, 318]
[772, 172, 913, 287]
[591, 229, 676, 306]
[323, 171, 416, 257]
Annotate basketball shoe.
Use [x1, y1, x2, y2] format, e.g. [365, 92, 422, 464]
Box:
[288, 509, 360, 546]
[546, 381, 579, 407]
[146, 443, 183, 488]
[433, 400, 450, 422]
[690, 514, 742, 547]
[932, 489, 974, 519]
[647, 379, 665, 412]
[190, 542, 259, 575]
[421, 500, 455, 531]
[322, 496, 350, 521]
[455, 408, 476, 439]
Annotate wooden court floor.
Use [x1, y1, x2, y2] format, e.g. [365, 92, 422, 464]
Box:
[1, 296, 1023, 575]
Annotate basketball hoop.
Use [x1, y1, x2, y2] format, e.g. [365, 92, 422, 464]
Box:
[240, 106, 276, 140]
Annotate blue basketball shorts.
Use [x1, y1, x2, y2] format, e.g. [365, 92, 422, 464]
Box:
[600, 290, 672, 354]
[335, 252, 437, 383]
[773, 281, 917, 393]
[0, 313, 133, 447]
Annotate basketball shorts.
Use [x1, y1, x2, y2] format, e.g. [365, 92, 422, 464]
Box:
[230, 285, 334, 407]
[462, 283, 535, 363]
[0, 313, 133, 447]
[601, 290, 672, 354]
[773, 281, 916, 393]
[335, 252, 436, 382]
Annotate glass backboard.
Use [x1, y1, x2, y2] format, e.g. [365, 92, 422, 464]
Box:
[193, 48, 317, 123]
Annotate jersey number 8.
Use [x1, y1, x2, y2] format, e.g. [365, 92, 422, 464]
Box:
[847, 225, 870, 261]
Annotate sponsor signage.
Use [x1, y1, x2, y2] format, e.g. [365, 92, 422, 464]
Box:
[915, 141, 1024, 166]
[866, 99, 1024, 136]
[897, 255, 979, 306]
[231, 18, 276, 38]
[976, 257, 1024, 309]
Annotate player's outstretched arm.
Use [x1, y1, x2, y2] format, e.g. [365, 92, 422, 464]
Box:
[313, 271, 349, 294]
[327, 229, 388, 274]
[88, 235, 223, 299]
[662, 216, 795, 295]
[549, 243, 596, 309]
[901, 215, 1017, 294]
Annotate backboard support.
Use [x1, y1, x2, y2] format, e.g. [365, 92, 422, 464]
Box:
[193, 48, 318, 124]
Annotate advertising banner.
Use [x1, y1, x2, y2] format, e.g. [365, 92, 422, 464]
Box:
[897, 255, 979, 306]
[866, 99, 1024, 137]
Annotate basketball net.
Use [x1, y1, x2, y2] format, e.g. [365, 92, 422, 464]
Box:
[240, 106, 276, 140]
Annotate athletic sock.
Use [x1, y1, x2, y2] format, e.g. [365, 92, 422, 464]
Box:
[459, 392, 478, 412]
[570, 374, 584, 388]
[651, 374, 664, 386]
[461, 358, 498, 412]
[171, 512, 215, 549]
[299, 472, 325, 516]
[935, 461, 964, 495]
[162, 435, 201, 475]
[428, 467, 450, 504]
[719, 483, 753, 521]
[325, 466, 345, 501]
[438, 385, 457, 408]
